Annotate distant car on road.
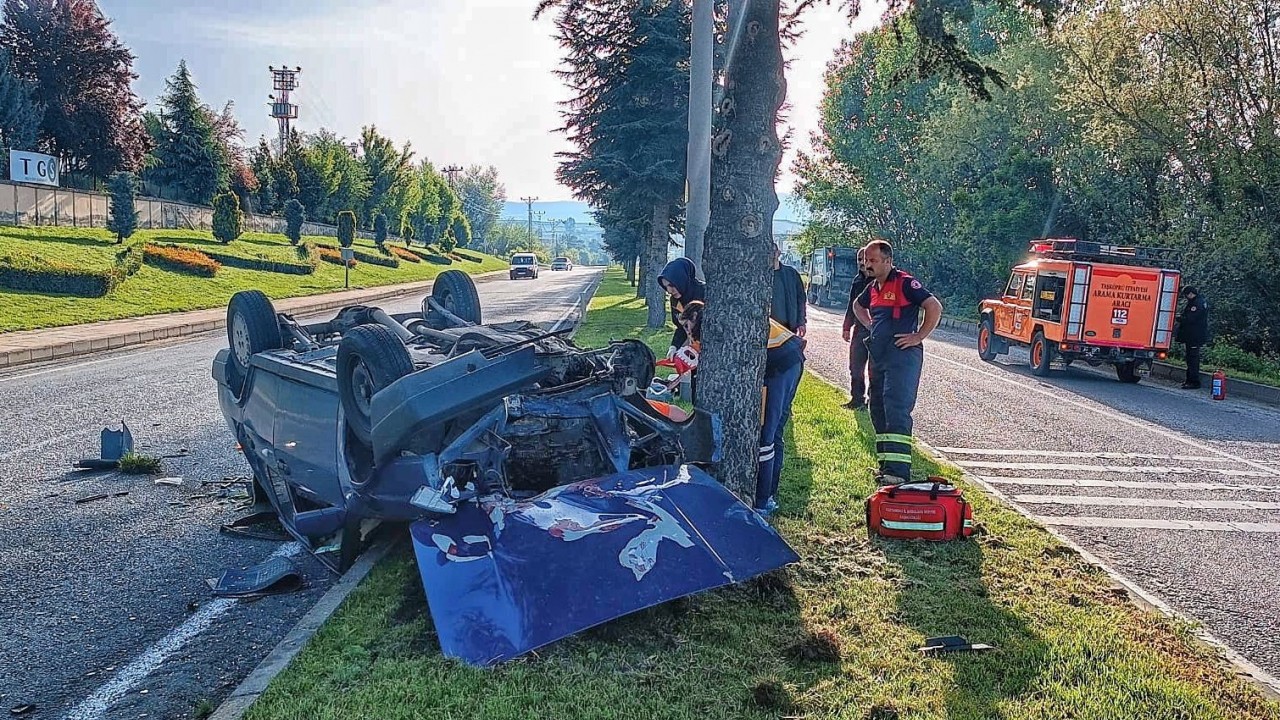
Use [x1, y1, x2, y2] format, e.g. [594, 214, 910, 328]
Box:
[509, 252, 540, 280]
[551, 257, 573, 271]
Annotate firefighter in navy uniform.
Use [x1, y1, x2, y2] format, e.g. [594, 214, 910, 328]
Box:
[852, 240, 942, 485]
[842, 247, 874, 409]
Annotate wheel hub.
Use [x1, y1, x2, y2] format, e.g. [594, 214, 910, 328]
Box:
[352, 361, 374, 417]
[231, 315, 251, 367]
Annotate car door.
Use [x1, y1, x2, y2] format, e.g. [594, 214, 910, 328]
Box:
[993, 271, 1025, 337]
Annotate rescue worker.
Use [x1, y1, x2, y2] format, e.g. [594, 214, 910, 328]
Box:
[841, 247, 874, 409]
[677, 300, 805, 516]
[658, 257, 706, 360]
[771, 242, 807, 337]
[1176, 286, 1210, 389]
[852, 240, 942, 485]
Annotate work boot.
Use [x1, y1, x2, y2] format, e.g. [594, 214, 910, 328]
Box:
[843, 398, 866, 410]
[875, 473, 909, 487]
[1180, 381, 1201, 389]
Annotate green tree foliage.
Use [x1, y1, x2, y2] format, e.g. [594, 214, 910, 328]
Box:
[374, 212, 388, 247]
[249, 137, 276, 213]
[409, 164, 444, 246]
[450, 212, 471, 249]
[211, 191, 242, 244]
[456, 165, 506, 248]
[283, 198, 305, 245]
[149, 61, 227, 204]
[0, 0, 150, 180]
[0, 47, 42, 152]
[336, 210, 356, 248]
[359, 125, 415, 230]
[485, 222, 545, 258]
[106, 171, 137, 243]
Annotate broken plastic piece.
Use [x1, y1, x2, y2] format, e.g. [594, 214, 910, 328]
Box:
[920, 635, 995, 654]
[74, 491, 129, 504]
[206, 556, 304, 598]
[220, 511, 293, 542]
[10, 703, 35, 716]
[100, 422, 134, 461]
[154, 477, 183, 486]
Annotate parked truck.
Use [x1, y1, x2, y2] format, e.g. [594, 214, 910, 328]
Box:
[806, 246, 860, 308]
[978, 238, 1181, 383]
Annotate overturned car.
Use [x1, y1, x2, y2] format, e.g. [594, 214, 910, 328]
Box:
[212, 271, 798, 666]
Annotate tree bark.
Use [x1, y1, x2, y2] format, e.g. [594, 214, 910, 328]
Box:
[624, 255, 637, 285]
[636, 255, 647, 297]
[646, 201, 672, 328]
[699, 0, 785, 502]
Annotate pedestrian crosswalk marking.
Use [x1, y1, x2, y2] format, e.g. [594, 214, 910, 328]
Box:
[1013, 494, 1280, 510]
[981, 476, 1280, 492]
[1039, 517, 1280, 532]
[958, 460, 1276, 478]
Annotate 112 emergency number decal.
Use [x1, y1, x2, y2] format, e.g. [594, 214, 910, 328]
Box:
[1111, 307, 1129, 326]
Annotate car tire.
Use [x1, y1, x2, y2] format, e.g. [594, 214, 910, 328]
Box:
[977, 316, 998, 362]
[430, 269, 482, 324]
[337, 324, 415, 446]
[1029, 331, 1053, 376]
[226, 290, 283, 396]
[1116, 361, 1142, 383]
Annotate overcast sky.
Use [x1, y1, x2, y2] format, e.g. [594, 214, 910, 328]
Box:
[97, 0, 884, 202]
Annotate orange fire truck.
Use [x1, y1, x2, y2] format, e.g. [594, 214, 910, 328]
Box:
[977, 238, 1181, 383]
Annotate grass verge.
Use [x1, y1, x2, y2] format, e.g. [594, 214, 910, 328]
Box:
[0, 226, 507, 332]
[243, 267, 1280, 720]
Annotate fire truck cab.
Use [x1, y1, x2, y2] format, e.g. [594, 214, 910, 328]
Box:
[978, 238, 1181, 383]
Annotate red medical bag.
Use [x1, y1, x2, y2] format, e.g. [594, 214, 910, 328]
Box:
[865, 479, 974, 541]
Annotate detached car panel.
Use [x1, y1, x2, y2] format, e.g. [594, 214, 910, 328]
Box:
[212, 272, 796, 666]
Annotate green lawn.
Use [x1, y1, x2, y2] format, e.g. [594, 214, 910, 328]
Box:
[0, 226, 507, 332]
[240, 267, 1280, 720]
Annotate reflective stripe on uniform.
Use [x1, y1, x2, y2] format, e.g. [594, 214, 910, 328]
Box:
[963, 520, 974, 527]
[876, 433, 914, 445]
[881, 519, 944, 532]
[877, 452, 913, 464]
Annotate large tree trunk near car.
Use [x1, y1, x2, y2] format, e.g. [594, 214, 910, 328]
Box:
[623, 255, 637, 286]
[646, 201, 672, 328]
[699, 0, 785, 502]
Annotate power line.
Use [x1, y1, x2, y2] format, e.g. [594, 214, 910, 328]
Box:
[520, 196, 538, 236]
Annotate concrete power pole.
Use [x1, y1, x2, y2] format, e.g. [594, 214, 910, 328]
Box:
[268, 66, 302, 156]
[684, 0, 713, 278]
[442, 164, 463, 187]
[521, 196, 538, 236]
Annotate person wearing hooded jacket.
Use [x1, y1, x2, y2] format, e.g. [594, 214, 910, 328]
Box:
[658, 258, 706, 358]
[1175, 286, 1211, 389]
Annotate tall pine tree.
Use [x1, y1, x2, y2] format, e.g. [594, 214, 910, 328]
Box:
[151, 61, 226, 204]
[0, 47, 42, 152]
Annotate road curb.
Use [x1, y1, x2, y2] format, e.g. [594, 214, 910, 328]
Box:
[936, 315, 1280, 408]
[207, 539, 397, 720]
[0, 270, 508, 372]
[916, 438, 1280, 704]
[801, 367, 1280, 704]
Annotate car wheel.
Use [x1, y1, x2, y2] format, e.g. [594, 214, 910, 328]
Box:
[226, 290, 283, 396]
[337, 324, 415, 446]
[1116, 361, 1142, 383]
[429, 269, 482, 325]
[1029, 331, 1053, 376]
[977, 316, 998, 362]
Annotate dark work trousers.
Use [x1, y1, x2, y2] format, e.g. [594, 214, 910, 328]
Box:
[1185, 345, 1203, 386]
[866, 337, 924, 480]
[849, 326, 871, 405]
[757, 361, 804, 510]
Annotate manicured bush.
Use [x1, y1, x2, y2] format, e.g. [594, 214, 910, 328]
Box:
[316, 245, 356, 268]
[389, 245, 421, 263]
[143, 244, 221, 277]
[0, 243, 144, 297]
[284, 199, 305, 245]
[212, 192, 243, 244]
[337, 210, 356, 249]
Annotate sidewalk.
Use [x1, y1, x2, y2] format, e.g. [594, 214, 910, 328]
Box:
[0, 271, 506, 371]
[937, 316, 1280, 407]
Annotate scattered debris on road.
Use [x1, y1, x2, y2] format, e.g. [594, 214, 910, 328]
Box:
[74, 490, 129, 505]
[206, 556, 304, 598]
[9, 703, 35, 716]
[154, 476, 183, 486]
[919, 635, 995, 654]
[72, 422, 134, 471]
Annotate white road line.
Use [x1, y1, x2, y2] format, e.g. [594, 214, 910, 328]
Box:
[63, 542, 304, 720]
[1039, 517, 1280, 532]
[936, 447, 1252, 463]
[925, 351, 1280, 478]
[0, 429, 96, 462]
[1015, 494, 1280, 510]
[956, 460, 1275, 477]
[980, 476, 1280, 492]
[0, 344, 181, 384]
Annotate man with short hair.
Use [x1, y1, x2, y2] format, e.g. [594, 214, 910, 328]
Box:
[842, 247, 874, 409]
[853, 240, 942, 485]
[770, 242, 807, 337]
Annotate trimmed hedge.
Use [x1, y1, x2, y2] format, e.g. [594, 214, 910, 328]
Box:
[0, 243, 144, 297]
[403, 246, 452, 265]
[455, 251, 483, 263]
[144, 244, 220, 277]
[316, 243, 399, 268]
[389, 245, 421, 263]
[198, 246, 317, 275]
[317, 245, 356, 268]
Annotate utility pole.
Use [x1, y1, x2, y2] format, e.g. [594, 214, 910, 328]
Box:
[521, 196, 538, 236]
[684, 0, 712, 278]
[442, 164, 463, 187]
[268, 66, 302, 156]
[534, 211, 546, 240]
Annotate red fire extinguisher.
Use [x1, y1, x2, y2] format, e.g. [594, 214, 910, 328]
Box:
[1212, 368, 1227, 401]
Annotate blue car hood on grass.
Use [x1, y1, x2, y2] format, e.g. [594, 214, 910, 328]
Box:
[410, 464, 799, 666]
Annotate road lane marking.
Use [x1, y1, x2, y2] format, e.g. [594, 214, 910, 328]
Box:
[957, 460, 1275, 477]
[63, 542, 304, 720]
[1039, 517, 1280, 532]
[936, 447, 1255, 463]
[924, 351, 1280, 478]
[1014, 494, 1280, 510]
[980, 476, 1280, 492]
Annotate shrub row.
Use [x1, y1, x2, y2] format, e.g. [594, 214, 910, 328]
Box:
[454, 251, 483, 263]
[144, 244, 220, 277]
[198, 246, 316, 275]
[0, 243, 144, 297]
[389, 245, 421, 263]
[315, 243, 399, 269]
[316, 245, 357, 268]
[403, 246, 452, 265]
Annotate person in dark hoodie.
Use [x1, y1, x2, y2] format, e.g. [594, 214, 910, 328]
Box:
[1175, 285, 1211, 389]
[841, 247, 874, 409]
[658, 257, 706, 359]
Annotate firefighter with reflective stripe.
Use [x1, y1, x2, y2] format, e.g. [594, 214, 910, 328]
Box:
[852, 240, 942, 485]
[677, 301, 804, 516]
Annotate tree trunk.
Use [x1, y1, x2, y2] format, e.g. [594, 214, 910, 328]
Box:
[636, 255, 647, 297]
[699, 0, 786, 502]
[646, 201, 672, 328]
[624, 256, 637, 285]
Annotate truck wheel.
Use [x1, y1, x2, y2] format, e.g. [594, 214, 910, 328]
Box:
[338, 324, 415, 446]
[819, 286, 831, 307]
[1029, 331, 1053, 376]
[807, 289, 818, 306]
[429, 269, 482, 325]
[977, 316, 998, 362]
[226, 290, 283, 396]
[1116, 361, 1142, 384]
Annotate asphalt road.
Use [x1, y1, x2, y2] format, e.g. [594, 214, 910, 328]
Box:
[0, 267, 602, 720]
[800, 299, 1280, 680]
